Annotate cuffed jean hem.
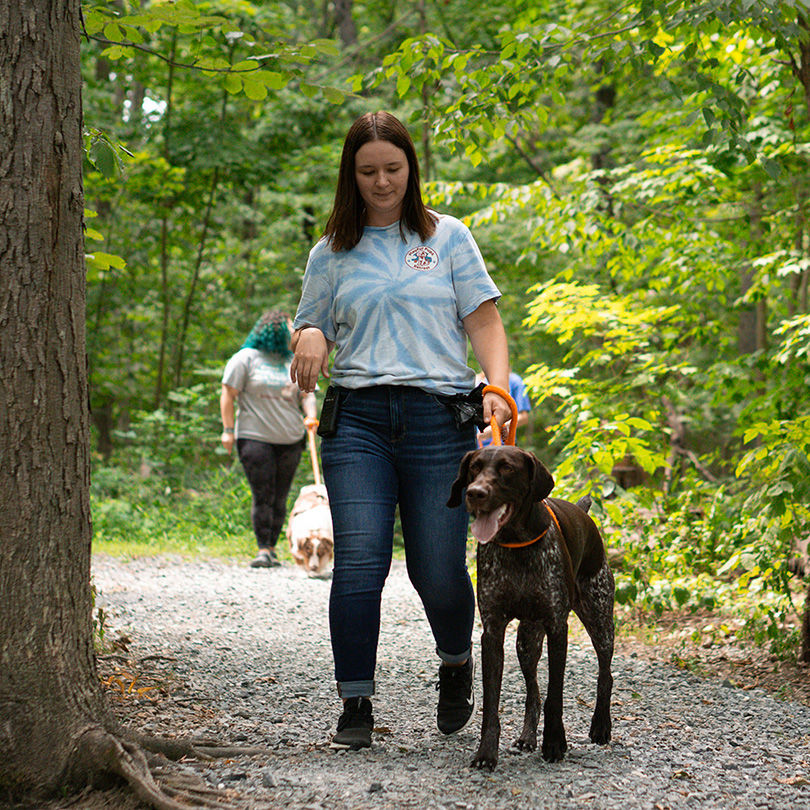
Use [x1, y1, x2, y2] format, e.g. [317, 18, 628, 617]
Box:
[337, 680, 375, 699]
[437, 646, 472, 665]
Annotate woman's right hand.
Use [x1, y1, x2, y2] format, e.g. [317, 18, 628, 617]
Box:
[290, 327, 330, 393]
[221, 431, 235, 454]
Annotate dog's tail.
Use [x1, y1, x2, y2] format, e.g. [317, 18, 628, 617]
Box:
[575, 495, 592, 514]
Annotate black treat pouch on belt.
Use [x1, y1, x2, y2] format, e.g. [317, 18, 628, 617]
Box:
[317, 385, 341, 438]
[434, 381, 486, 430]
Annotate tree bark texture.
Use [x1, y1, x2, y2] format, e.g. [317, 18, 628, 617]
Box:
[334, 0, 358, 47]
[0, 0, 113, 797]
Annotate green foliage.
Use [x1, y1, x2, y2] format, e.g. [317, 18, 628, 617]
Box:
[113, 383, 222, 484]
[79, 0, 810, 659]
[610, 474, 802, 660]
[83, 0, 345, 104]
[91, 462, 258, 559]
[736, 416, 810, 551]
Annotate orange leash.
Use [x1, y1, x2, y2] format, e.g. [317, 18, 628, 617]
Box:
[306, 424, 322, 486]
[482, 384, 519, 446]
[480, 385, 557, 551]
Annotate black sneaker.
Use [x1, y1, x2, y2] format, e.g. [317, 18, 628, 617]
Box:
[330, 697, 373, 750]
[436, 658, 475, 734]
[250, 548, 280, 568]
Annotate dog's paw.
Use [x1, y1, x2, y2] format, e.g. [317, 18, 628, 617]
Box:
[513, 735, 536, 752]
[470, 752, 498, 771]
[541, 735, 567, 763]
[589, 717, 612, 745]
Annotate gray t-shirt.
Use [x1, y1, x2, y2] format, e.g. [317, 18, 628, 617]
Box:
[222, 348, 305, 445]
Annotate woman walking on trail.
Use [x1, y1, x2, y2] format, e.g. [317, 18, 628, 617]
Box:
[221, 310, 317, 568]
[290, 111, 511, 750]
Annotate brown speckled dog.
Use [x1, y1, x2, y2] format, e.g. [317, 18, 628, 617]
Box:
[448, 445, 614, 771]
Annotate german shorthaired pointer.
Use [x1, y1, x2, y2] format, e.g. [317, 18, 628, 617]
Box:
[448, 445, 614, 770]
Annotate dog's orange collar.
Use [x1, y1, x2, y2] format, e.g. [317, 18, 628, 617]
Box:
[496, 501, 561, 549]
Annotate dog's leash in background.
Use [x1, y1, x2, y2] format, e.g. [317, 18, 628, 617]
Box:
[481, 385, 519, 446]
[306, 423, 322, 486]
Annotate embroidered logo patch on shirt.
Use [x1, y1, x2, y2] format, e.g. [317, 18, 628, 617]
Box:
[405, 246, 439, 271]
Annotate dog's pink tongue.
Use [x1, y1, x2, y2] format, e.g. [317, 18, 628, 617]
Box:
[471, 507, 504, 544]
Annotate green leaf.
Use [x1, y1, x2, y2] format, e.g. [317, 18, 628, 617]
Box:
[625, 417, 653, 430]
[231, 60, 258, 73]
[104, 23, 124, 43]
[257, 71, 288, 91]
[397, 74, 411, 97]
[86, 252, 126, 271]
[89, 140, 120, 178]
[322, 86, 345, 104]
[101, 45, 126, 61]
[224, 73, 242, 94]
[242, 79, 267, 101]
[673, 586, 690, 607]
[762, 158, 782, 180]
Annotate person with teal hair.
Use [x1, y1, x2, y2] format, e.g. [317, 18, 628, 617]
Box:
[221, 310, 318, 567]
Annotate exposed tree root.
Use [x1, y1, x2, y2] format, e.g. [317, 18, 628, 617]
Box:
[67, 725, 257, 810]
[123, 729, 267, 761]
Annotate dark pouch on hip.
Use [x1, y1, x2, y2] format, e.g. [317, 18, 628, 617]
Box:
[317, 385, 341, 438]
[434, 381, 486, 430]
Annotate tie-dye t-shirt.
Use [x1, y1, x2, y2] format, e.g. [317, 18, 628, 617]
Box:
[293, 213, 500, 395]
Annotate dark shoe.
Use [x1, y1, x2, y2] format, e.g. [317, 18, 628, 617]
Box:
[250, 548, 280, 568]
[436, 658, 475, 734]
[330, 697, 373, 750]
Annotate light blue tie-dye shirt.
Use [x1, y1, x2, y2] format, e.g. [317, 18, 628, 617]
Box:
[293, 213, 500, 395]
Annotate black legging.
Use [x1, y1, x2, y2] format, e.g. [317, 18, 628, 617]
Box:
[236, 437, 304, 549]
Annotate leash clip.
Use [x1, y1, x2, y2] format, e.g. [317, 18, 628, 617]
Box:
[482, 385, 518, 446]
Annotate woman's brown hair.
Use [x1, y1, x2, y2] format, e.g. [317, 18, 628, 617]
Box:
[323, 111, 438, 252]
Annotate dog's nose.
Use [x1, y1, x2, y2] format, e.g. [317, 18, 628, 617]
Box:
[465, 483, 487, 506]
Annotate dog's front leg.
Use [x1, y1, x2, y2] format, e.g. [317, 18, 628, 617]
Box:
[470, 619, 507, 771]
[541, 623, 568, 762]
[515, 619, 544, 752]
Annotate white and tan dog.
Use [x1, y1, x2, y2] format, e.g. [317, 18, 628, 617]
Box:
[287, 484, 334, 578]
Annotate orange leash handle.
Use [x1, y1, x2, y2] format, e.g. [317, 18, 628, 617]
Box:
[482, 384, 518, 446]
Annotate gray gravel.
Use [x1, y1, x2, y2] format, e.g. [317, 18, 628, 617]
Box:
[92, 554, 810, 810]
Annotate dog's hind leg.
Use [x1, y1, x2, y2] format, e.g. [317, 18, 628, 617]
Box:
[514, 619, 544, 752]
[574, 564, 615, 745]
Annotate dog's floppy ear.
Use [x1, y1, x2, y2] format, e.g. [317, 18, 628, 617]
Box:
[529, 453, 554, 502]
[447, 450, 475, 507]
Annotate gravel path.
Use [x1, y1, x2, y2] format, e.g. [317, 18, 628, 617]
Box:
[92, 554, 810, 810]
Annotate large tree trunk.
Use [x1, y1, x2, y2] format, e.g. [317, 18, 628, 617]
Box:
[0, 0, 115, 797]
[1, 5, 262, 805]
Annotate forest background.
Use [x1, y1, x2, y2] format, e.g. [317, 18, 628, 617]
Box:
[82, 0, 810, 661]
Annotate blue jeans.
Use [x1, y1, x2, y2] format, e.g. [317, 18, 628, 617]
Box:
[320, 385, 476, 698]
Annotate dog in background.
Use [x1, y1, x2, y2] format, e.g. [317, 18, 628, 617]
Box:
[287, 484, 334, 578]
[448, 445, 614, 770]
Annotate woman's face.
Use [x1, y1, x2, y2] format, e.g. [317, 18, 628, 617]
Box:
[354, 139, 410, 227]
